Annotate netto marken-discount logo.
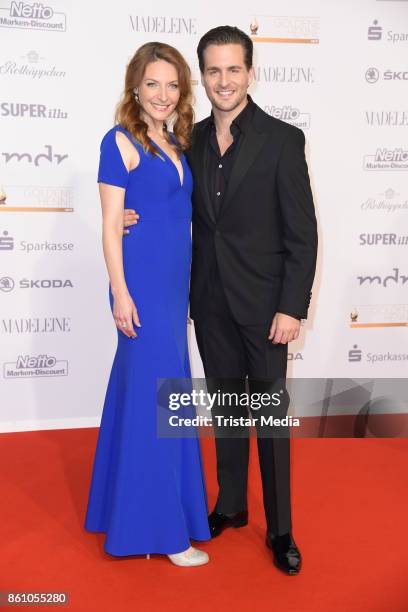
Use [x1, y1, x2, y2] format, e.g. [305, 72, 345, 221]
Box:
[3, 353, 68, 378]
[0, 2, 67, 32]
[363, 148, 408, 171]
[264, 105, 311, 129]
[9, 354, 301, 373]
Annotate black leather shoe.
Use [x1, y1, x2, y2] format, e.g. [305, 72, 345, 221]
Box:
[208, 509, 248, 538]
[266, 531, 302, 575]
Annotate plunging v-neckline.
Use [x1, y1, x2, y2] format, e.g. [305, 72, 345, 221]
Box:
[149, 138, 184, 187]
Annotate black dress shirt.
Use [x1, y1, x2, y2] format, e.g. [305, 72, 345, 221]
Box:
[207, 95, 256, 219]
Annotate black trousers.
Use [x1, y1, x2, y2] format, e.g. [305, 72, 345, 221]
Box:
[193, 266, 292, 535]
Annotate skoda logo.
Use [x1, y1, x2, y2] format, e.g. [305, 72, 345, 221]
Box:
[365, 67, 379, 83]
[0, 276, 15, 292]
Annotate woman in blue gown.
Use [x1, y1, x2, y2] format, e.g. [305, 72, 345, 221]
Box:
[84, 42, 210, 566]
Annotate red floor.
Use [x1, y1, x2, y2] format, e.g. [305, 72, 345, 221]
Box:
[1, 429, 407, 611]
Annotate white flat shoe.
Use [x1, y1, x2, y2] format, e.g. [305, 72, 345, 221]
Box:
[168, 546, 209, 567]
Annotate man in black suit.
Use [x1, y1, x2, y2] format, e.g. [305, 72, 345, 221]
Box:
[124, 26, 317, 575]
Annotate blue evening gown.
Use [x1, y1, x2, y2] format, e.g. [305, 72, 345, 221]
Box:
[84, 125, 210, 555]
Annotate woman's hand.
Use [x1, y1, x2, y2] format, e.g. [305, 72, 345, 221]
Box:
[113, 290, 141, 338]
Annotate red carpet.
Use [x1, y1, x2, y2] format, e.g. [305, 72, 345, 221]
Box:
[0, 429, 407, 611]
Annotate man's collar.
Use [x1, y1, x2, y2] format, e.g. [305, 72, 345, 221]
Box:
[209, 94, 256, 133]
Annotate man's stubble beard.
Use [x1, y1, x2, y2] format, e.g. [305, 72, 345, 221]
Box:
[208, 90, 248, 114]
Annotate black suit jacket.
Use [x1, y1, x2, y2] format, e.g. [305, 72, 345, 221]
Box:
[186, 102, 318, 325]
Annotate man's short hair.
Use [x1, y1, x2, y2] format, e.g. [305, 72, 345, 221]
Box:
[197, 25, 253, 73]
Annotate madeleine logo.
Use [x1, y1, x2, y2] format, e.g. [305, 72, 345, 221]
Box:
[0, 2, 67, 32]
[255, 65, 314, 84]
[349, 305, 408, 328]
[1, 317, 71, 334]
[0, 185, 73, 213]
[249, 15, 319, 44]
[129, 15, 197, 35]
[365, 110, 408, 127]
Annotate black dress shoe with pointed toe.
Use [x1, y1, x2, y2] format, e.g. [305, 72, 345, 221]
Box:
[208, 509, 248, 538]
[266, 531, 302, 575]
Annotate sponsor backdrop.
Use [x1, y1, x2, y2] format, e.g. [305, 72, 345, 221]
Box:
[0, 0, 407, 431]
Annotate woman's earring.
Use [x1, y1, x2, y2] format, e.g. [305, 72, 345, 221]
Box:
[133, 88, 139, 102]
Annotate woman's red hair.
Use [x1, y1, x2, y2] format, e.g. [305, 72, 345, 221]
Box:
[115, 42, 194, 156]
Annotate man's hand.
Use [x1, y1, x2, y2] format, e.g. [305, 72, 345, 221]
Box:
[268, 312, 300, 344]
[123, 208, 139, 235]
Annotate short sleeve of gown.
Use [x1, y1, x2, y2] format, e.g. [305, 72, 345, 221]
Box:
[97, 128, 129, 189]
